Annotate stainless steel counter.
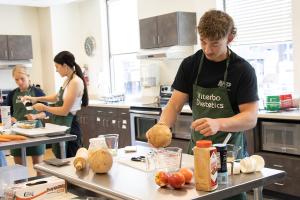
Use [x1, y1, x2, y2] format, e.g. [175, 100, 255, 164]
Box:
[34, 146, 286, 200]
[0, 134, 77, 165]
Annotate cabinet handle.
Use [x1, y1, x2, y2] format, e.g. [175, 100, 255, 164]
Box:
[158, 35, 160, 44]
[153, 36, 156, 45]
[10, 50, 13, 58]
[273, 164, 283, 168]
[274, 182, 284, 186]
[5, 50, 8, 57]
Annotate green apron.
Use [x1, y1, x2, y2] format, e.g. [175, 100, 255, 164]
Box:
[51, 87, 74, 158]
[188, 51, 246, 200]
[11, 87, 45, 156]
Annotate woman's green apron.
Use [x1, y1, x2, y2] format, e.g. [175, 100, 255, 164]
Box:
[188, 51, 247, 200]
[11, 87, 45, 156]
[50, 86, 74, 158]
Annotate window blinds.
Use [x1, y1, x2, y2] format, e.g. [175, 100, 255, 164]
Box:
[224, 0, 292, 45]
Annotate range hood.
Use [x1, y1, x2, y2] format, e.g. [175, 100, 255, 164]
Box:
[137, 46, 194, 60]
[0, 60, 32, 69]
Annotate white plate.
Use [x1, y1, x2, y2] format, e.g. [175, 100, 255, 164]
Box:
[11, 123, 69, 137]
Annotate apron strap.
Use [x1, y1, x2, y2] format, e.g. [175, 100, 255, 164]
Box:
[195, 49, 231, 88]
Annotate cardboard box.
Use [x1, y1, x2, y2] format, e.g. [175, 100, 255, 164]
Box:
[4, 176, 66, 200]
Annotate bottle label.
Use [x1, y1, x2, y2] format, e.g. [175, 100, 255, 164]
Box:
[210, 149, 218, 187]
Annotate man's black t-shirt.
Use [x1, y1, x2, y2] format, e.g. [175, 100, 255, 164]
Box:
[172, 49, 259, 114]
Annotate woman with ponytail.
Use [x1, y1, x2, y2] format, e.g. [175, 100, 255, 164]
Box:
[23, 51, 88, 158]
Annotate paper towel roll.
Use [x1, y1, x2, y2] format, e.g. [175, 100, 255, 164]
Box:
[240, 157, 256, 173]
[250, 155, 265, 171]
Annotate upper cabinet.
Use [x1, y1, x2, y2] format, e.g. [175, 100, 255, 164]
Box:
[0, 35, 9, 60]
[0, 35, 33, 60]
[139, 12, 197, 49]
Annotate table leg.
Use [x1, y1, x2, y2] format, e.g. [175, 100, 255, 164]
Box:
[21, 147, 27, 166]
[253, 186, 263, 200]
[59, 141, 66, 159]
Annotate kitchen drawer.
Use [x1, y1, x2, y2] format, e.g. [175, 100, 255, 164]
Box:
[264, 176, 300, 197]
[257, 152, 300, 179]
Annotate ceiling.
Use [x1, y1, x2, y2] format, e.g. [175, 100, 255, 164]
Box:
[0, 0, 81, 7]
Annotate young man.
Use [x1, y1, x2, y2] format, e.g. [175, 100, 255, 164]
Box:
[147, 9, 259, 200]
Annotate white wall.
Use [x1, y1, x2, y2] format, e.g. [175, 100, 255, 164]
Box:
[50, 3, 82, 91]
[38, 7, 55, 94]
[77, 0, 110, 98]
[0, 5, 43, 90]
[38, 0, 109, 97]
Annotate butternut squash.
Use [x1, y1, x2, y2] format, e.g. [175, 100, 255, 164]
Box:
[88, 148, 113, 173]
[147, 123, 172, 148]
[73, 147, 89, 170]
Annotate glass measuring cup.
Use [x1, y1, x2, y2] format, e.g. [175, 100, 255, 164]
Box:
[226, 144, 241, 162]
[98, 134, 119, 156]
[152, 147, 182, 172]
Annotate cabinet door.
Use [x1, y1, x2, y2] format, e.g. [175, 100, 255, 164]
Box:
[77, 107, 95, 148]
[157, 12, 178, 47]
[177, 12, 197, 45]
[94, 107, 118, 135]
[0, 35, 8, 59]
[117, 109, 131, 148]
[264, 176, 300, 197]
[139, 16, 158, 49]
[7, 35, 33, 60]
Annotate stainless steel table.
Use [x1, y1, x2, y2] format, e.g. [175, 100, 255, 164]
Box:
[34, 146, 286, 200]
[0, 134, 77, 165]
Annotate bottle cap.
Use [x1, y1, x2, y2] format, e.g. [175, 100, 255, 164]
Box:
[196, 140, 212, 148]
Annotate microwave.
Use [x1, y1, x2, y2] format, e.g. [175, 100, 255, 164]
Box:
[261, 121, 300, 155]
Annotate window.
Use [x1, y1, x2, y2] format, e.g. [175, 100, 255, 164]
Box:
[107, 0, 141, 96]
[223, 0, 293, 108]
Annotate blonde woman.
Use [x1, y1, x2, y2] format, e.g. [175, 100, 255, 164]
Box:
[6, 65, 47, 171]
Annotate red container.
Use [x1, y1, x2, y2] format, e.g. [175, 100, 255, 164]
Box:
[280, 94, 293, 109]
